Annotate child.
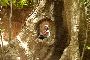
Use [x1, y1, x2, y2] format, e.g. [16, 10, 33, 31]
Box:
[39, 25, 50, 40]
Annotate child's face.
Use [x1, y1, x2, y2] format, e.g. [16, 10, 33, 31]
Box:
[44, 26, 48, 30]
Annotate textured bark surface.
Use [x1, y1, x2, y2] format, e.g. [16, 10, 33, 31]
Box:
[0, 0, 81, 60]
[15, 0, 69, 60]
[14, 0, 56, 60]
[59, 0, 80, 60]
[48, 0, 68, 60]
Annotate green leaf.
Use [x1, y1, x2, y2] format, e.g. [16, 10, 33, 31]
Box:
[0, 0, 9, 6]
[86, 46, 90, 50]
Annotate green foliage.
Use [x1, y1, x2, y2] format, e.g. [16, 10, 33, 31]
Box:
[80, 0, 90, 6]
[0, 0, 10, 6]
[86, 46, 90, 49]
[16, 0, 28, 8]
[0, 0, 37, 8]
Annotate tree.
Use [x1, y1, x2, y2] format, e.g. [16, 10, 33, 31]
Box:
[0, 0, 86, 60]
[59, 0, 80, 60]
[12, 0, 68, 60]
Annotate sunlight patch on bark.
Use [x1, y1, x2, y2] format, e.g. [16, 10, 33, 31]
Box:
[70, 0, 80, 60]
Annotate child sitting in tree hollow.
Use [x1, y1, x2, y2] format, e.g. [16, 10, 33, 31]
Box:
[39, 25, 50, 40]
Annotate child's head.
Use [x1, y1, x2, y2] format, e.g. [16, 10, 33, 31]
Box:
[44, 25, 49, 30]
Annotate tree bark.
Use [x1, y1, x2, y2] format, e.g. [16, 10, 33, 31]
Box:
[59, 0, 80, 60]
[48, 0, 68, 60]
[6, 0, 80, 60]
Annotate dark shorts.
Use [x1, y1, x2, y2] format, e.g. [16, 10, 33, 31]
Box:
[38, 35, 47, 40]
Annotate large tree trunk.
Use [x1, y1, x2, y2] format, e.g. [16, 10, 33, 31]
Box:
[14, 0, 69, 60]
[3, 0, 80, 60]
[48, 0, 68, 60]
[59, 0, 80, 60]
[14, 0, 55, 60]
